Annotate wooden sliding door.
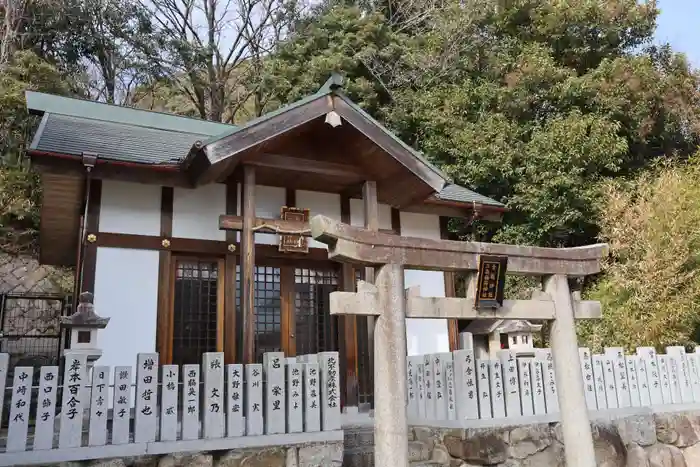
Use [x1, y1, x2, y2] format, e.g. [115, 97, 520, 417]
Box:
[169, 256, 225, 367]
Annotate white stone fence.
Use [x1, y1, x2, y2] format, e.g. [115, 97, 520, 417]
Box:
[408, 346, 700, 422]
[0, 350, 342, 466]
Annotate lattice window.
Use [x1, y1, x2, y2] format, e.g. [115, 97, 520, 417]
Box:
[172, 259, 219, 367]
[294, 268, 338, 356]
[254, 266, 281, 362]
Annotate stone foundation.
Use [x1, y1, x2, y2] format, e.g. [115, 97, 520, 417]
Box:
[38, 441, 343, 467]
[343, 409, 700, 466]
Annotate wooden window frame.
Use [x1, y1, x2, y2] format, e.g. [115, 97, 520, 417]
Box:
[163, 254, 227, 364]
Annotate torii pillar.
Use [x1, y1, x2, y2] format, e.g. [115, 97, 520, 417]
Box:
[310, 214, 607, 467]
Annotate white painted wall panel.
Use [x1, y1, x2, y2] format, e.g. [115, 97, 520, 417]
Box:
[99, 180, 160, 235]
[255, 185, 286, 245]
[296, 190, 341, 249]
[401, 211, 449, 356]
[173, 184, 226, 241]
[93, 247, 159, 370]
[349, 199, 392, 230]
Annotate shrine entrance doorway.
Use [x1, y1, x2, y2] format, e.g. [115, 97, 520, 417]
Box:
[240, 260, 340, 363]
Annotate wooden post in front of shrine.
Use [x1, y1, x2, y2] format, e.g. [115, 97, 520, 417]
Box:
[310, 214, 607, 467]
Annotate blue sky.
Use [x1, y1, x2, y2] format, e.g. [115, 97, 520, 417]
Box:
[655, 0, 700, 67]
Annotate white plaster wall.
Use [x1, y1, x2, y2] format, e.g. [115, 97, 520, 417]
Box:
[296, 190, 341, 249]
[255, 185, 286, 244]
[99, 180, 160, 235]
[401, 211, 450, 356]
[173, 184, 226, 241]
[349, 199, 392, 230]
[93, 247, 159, 370]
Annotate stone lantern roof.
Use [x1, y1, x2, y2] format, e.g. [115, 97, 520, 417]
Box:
[60, 292, 110, 329]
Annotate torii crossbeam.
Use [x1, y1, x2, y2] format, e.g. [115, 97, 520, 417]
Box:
[309, 214, 607, 467]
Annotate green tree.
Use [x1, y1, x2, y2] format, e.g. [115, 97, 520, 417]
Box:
[579, 158, 700, 351]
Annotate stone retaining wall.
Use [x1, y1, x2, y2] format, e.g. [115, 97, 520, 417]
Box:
[343, 409, 700, 466]
[38, 441, 343, 467]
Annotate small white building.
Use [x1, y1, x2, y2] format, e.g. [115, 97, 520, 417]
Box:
[24, 74, 505, 409]
[465, 319, 542, 358]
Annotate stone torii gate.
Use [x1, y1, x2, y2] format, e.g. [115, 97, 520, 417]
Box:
[309, 214, 608, 467]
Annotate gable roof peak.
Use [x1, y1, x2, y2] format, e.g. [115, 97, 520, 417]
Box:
[319, 72, 345, 93]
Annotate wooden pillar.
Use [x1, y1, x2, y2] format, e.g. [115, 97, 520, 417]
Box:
[340, 195, 359, 407]
[156, 187, 174, 362]
[362, 181, 379, 369]
[224, 179, 238, 363]
[440, 216, 459, 351]
[241, 165, 256, 363]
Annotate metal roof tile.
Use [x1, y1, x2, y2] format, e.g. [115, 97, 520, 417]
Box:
[437, 183, 505, 208]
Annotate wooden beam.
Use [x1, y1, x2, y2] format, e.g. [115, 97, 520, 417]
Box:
[241, 165, 256, 364]
[156, 187, 174, 364]
[219, 215, 311, 236]
[190, 97, 332, 184]
[328, 284, 602, 320]
[310, 215, 609, 276]
[244, 153, 365, 180]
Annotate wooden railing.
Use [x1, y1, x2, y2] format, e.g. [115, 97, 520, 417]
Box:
[408, 346, 700, 422]
[0, 351, 342, 466]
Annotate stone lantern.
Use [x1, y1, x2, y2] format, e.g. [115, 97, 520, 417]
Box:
[60, 291, 109, 365]
[464, 319, 542, 358]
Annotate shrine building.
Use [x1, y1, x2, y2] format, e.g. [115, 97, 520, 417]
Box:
[24, 74, 505, 409]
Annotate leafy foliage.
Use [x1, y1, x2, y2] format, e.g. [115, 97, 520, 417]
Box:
[579, 159, 700, 351]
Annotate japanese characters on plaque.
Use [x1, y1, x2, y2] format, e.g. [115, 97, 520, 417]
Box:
[34, 365, 59, 450]
[407, 357, 419, 418]
[477, 359, 492, 419]
[499, 350, 521, 417]
[603, 355, 618, 409]
[592, 355, 607, 410]
[416, 362, 426, 419]
[667, 347, 692, 403]
[688, 352, 700, 401]
[160, 365, 179, 442]
[0, 354, 8, 425]
[112, 366, 132, 445]
[304, 362, 321, 432]
[535, 349, 558, 414]
[246, 363, 264, 436]
[203, 352, 225, 439]
[454, 349, 478, 421]
[666, 354, 681, 404]
[489, 360, 506, 418]
[423, 354, 434, 417]
[134, 353, 158, 443]
[474, 255, 507, 309]
[182, 364, 200, 440]
[287, 362, 303, 433]
[227, 364, 245, 437]
[88, 366, 110, 446]
[606, 347, 630, 408]
[579, 348, 596, 409]
[445, 361, 456, 420]
[635, 353, 652, 407]
[658, 355, 672, 404]
[6, 366, 33, 452]
[432, 353, 451, 420]
[320, 351, 341, 431]
[59, 353, 87, 449]
[625, 356, 641, 407]
[531, 359, 546, 415]
[638, 347, 663, 405]
[264, 352, 286, 435]
[518, 359, 534, 416]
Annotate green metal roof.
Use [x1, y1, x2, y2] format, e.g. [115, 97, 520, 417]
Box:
[26, 91, 234, 136]
[437, 183, 505, 208]
[25, 79, 503, 209]
[30, 113, 205, 164]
